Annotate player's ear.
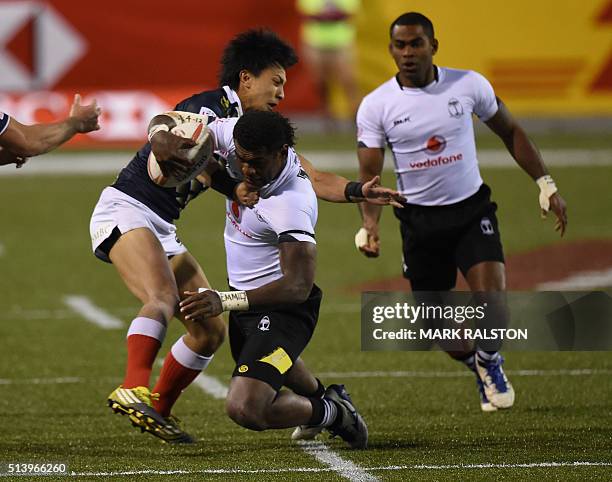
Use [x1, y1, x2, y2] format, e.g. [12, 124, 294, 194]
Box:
[239, 70, 252, 89]
[431, 38, 439, 55]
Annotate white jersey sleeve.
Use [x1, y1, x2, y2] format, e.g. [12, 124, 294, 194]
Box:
[0, 111, 10, 136]
[470, 71, 498, 122]
[265, 194, 317, 245]
[356, 95, 386, 148]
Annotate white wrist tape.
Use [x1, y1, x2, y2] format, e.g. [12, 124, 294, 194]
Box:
[536, 175, 558, 212]
[217, 291, 249, 311]
[197, 288, 249, 312]
[355, 227, 368, 250]
[147, 123, 169, 143]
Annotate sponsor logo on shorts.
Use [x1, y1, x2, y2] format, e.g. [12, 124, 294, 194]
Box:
[258, 316, 270, 331]
[480, 217, 494, 235]
[259, 347, 292, 374]
[238, 365, 249, 373]
[448, 98, 464, 118]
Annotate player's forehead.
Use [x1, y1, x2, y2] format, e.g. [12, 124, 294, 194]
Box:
[257, 64, 286, 82]
[390, 24, 428, 42]
[235, 140, 268, 161]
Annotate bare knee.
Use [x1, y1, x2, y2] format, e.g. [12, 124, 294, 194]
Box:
[144, 290, 180, 322]
[225, 396, 268, 431]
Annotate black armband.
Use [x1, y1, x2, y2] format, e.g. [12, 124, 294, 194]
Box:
[210, 169, 240, 199]
[344, 181, 364, 202]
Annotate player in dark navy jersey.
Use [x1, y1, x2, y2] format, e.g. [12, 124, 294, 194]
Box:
[0, 95, 100, 168]
[93, 30, 402, 444]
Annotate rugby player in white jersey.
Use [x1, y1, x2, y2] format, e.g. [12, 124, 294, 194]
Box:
[179, 110, 368, 449]
[91, 30, 401, 443]
[0, 95, 100, 167]
[355, 12, 567, 411]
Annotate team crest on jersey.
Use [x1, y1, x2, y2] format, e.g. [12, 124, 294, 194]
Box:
[448, 98, 464, 118]
[425, 135, 447, 154]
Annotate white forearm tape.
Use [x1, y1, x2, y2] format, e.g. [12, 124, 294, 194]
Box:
[147, 123, 169, 142]
[536, 175, 558, 212]
[355, 227, 368, 250]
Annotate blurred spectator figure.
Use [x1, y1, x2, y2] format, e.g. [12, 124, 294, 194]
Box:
[297, 0, 360, 127]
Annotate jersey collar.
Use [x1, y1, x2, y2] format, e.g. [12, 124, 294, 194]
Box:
[222, 86, 244, 116]
[395, 65, 441, 91]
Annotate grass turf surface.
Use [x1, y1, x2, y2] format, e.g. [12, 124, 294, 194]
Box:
[0, 166, 611, 480]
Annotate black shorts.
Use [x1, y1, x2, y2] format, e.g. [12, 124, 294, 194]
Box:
[393, 184, 504, 291]
[228, 284, 322, 391]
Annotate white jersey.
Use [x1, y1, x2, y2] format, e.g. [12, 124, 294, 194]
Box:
[357, 67, 498, 205]
[206, 118, 318, 291]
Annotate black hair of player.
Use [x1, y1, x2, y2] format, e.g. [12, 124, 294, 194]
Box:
[219, 29, 298, 89]
[390, 12, 435, 40]
[234, 110, 296, 154]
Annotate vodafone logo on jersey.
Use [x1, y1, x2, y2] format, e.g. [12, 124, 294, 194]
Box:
[0, 2, 86, 91]
[410, 135, 463, 170]
[425, 135, 447, 154]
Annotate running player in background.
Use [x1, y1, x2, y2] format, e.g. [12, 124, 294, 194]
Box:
[0, 95, 100, 167]
[355, 12, 567, 411]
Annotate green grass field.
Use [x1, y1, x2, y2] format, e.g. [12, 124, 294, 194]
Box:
[1, 165, 611, 480]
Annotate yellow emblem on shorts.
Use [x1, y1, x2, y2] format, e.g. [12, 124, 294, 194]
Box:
[258, 347, 292, 374]
[238, 365, 249, 373]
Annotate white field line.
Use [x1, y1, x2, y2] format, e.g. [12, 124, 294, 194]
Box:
[62, 295, 124, 329]
[1, 306, 137, 321]
[318, 368, 612, 379]
[0, 377, 83, 385]
[66, 461, 612, 477]
[192, 373, 228, 400]
[192, 373, 378, 482]
[538, 267, 612, 290]
[298, 441, 378, 482]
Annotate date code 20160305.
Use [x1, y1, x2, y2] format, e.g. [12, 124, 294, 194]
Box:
[1, 463, 68, 476]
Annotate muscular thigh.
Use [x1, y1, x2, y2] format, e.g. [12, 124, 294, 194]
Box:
[109, 227, 178, 303]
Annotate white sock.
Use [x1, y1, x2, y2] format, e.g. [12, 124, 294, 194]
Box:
[126, 317, 166, 342]
[319, 399, 338, 427]
[171, 336, 213, 371]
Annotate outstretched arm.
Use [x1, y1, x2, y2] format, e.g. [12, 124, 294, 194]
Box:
[0, 94, 100, 159]
[485, 97, 567, 236]
[298, 153, 403, 206]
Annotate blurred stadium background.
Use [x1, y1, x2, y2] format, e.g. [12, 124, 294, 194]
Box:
[0, 0, 611, 480]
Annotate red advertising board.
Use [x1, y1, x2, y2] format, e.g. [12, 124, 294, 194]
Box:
[0, 0, 318, 147]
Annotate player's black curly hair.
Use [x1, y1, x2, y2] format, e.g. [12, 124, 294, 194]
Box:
[219, 29, 298, 89]
[233, 110, 295, 153]
[390, 12, 435, 40]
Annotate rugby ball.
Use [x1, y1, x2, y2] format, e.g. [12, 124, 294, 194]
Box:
[147, 121, 214, 188]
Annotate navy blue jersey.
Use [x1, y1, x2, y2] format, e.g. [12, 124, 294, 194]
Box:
[112, 87, 242, 222]
[0, 111, 10, 136]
